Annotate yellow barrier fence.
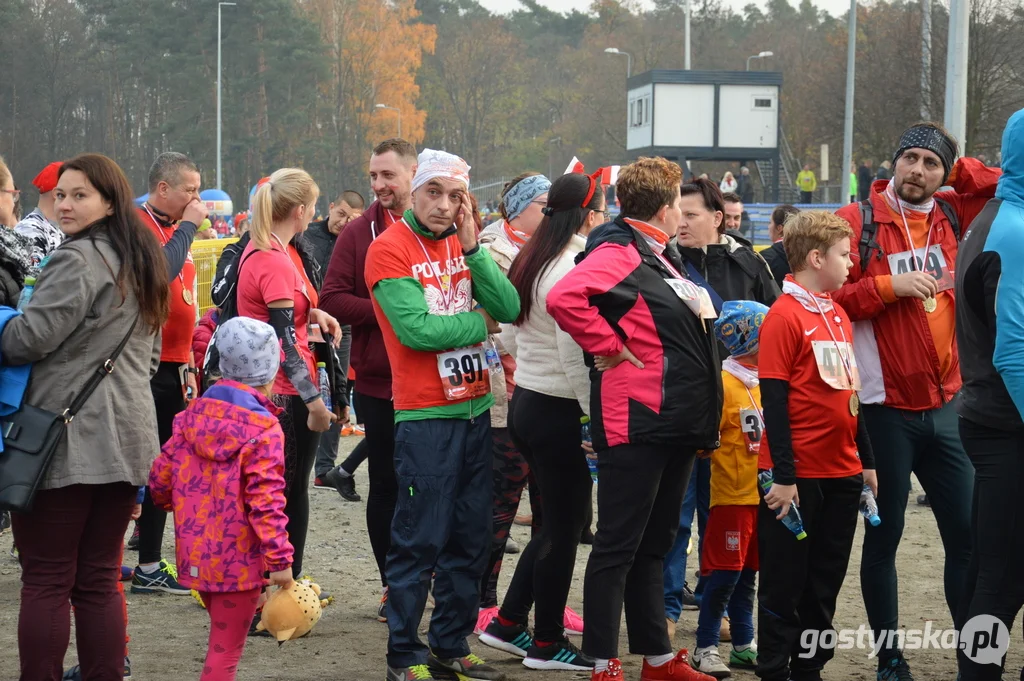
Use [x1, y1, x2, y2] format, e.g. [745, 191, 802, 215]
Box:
[191, 238, 238, 317]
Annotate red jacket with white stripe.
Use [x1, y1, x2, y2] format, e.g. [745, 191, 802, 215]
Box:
[833, 158, 1001, 411]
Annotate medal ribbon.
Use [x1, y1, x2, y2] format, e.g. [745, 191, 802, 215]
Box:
[406, 220, 455, 312]
[144, 203, 189, 301]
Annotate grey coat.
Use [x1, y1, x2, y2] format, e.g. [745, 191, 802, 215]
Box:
[1, 233, 162, 490]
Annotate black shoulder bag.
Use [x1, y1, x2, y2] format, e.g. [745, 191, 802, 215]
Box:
[0, 316, 140, 512]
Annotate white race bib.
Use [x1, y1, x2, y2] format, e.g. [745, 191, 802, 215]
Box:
[739, 407, 763, 454]
[887, 245, 954, 292]
[437, 346, 491, 401]
[811, 340, 861, 391]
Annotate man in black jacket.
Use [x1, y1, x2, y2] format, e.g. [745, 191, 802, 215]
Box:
[306, 190, 364, 500]
[857, 159, 874, 201]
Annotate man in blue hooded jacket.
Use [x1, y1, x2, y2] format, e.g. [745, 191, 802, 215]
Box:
[954, 107, 1024, 681]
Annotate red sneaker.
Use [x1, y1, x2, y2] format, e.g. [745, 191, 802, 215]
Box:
[640, 650, 716, 681]
[592, 659, 624, 680]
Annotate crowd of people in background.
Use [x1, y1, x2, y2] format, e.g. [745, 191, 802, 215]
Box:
[0, 107, 1023, 681]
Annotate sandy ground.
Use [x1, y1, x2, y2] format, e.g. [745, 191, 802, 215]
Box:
[1, 436, 1020, 680]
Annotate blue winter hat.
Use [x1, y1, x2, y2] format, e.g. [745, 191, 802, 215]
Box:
[501, 174, 551, 221]
[714, 300, 770, 357]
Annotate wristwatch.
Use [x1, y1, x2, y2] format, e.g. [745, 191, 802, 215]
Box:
[186, 367, 198, 375]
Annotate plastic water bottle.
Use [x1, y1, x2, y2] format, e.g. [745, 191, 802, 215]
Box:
[484, 339, 503, 378]
[860, 484, 881, 526]
[317, 362, 332, 411]
[581, 416, 598, 481]
[758, 469, 808, 540]
[17, 276, 35, 311]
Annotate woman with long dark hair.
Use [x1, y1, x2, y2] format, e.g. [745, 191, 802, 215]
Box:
[4, 153, 170, 679]
[478, 172, 607, 672]
[475, 172, 551, 635]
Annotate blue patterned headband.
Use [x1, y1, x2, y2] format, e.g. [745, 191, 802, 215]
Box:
[502, 175, 551, 221]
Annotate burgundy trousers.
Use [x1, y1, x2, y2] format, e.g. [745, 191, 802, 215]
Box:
[12, 482, 136, 681]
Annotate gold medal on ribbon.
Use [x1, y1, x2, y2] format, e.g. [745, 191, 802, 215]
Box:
[182, 288, 194, 306]
[923, 297, 937, 313]
[850, 393, 860, 416]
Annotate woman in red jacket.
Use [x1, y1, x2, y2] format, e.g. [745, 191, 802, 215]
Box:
[548, 157, 720, 681]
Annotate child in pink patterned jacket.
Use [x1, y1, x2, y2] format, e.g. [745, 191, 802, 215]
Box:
[150, 317, 294, 681]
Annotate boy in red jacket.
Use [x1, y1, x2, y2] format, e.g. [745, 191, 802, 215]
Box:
[756, 211, 877, 681]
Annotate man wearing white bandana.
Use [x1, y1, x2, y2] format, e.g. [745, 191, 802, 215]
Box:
[834, 122, 1002, 681]
[365, 149, 521, 681]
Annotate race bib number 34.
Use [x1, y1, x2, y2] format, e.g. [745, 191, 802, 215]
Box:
[887, 245, 954, 292]
[437, 346, 491, 401]
[811, 340, 861, 391]
[740, 407, 763, 454]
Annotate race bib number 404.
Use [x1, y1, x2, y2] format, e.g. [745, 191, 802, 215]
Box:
[887, 245, 954, 292]
[437, 346, 491, 401]
[811, 340, 861, 391]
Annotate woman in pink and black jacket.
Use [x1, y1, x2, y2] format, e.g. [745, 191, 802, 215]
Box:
[150, 317, 294, 681]
[547, 157, 722, 681]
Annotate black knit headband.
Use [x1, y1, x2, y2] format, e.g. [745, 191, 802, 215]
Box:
[893, 126, 958, 182]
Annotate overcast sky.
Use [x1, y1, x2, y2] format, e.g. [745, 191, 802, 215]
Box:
[477, 0, 853, 19]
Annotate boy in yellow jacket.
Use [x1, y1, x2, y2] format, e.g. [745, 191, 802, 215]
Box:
[689, 300, 769, 679]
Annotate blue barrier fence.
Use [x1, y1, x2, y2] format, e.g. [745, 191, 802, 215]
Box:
[745, 203, 843, 246]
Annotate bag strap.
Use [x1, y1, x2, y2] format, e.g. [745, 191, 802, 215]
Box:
[935, 198, 961, 241]
[858, 200, 884, 266]
[63, 316, 140, 422]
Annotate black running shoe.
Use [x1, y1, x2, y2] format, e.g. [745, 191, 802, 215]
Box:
[248, 609, 270, 637]
[324, 466, 361, 502]
[523, 637, 595, 671]
[877, 653, 915, 681]
[126, 523, 139, 551]
[479, 618, 533, 658]
[428, 653, 506, 680]
[681, 582, 699, 611]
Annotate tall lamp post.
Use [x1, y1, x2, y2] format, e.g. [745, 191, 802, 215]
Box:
[746, 50, 774, 71]
[603, 48, 633, 78]
[217, 1, 236, 190]
[841, 0, 857, 203]
[375, 104, 402, 138]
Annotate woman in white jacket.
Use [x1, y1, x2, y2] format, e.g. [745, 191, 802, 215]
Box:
[478, 172, 608, 672]
[719, 171, 738, 194]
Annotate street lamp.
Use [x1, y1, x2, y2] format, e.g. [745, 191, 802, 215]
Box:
[746, 50, 774, 71]
[603, 48, 633, 78]
[217, 2, 236, 190]
[374, 104, 402, 138]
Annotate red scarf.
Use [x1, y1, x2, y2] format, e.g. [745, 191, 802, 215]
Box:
[503, 221, 529, 248]
[624, 218, 670, 247]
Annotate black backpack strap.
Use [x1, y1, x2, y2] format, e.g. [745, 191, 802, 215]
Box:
[935, 198, 961, 241]
[858, 200, 884, 267]
[65, 316, 139, 421]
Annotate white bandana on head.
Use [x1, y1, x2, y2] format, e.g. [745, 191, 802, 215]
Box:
[411, 149, 471, 193]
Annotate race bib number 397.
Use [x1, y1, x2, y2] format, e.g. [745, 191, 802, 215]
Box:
[437, 346, 491, 401]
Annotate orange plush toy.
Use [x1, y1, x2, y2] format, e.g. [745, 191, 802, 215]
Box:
[255, 579, 325, 643]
